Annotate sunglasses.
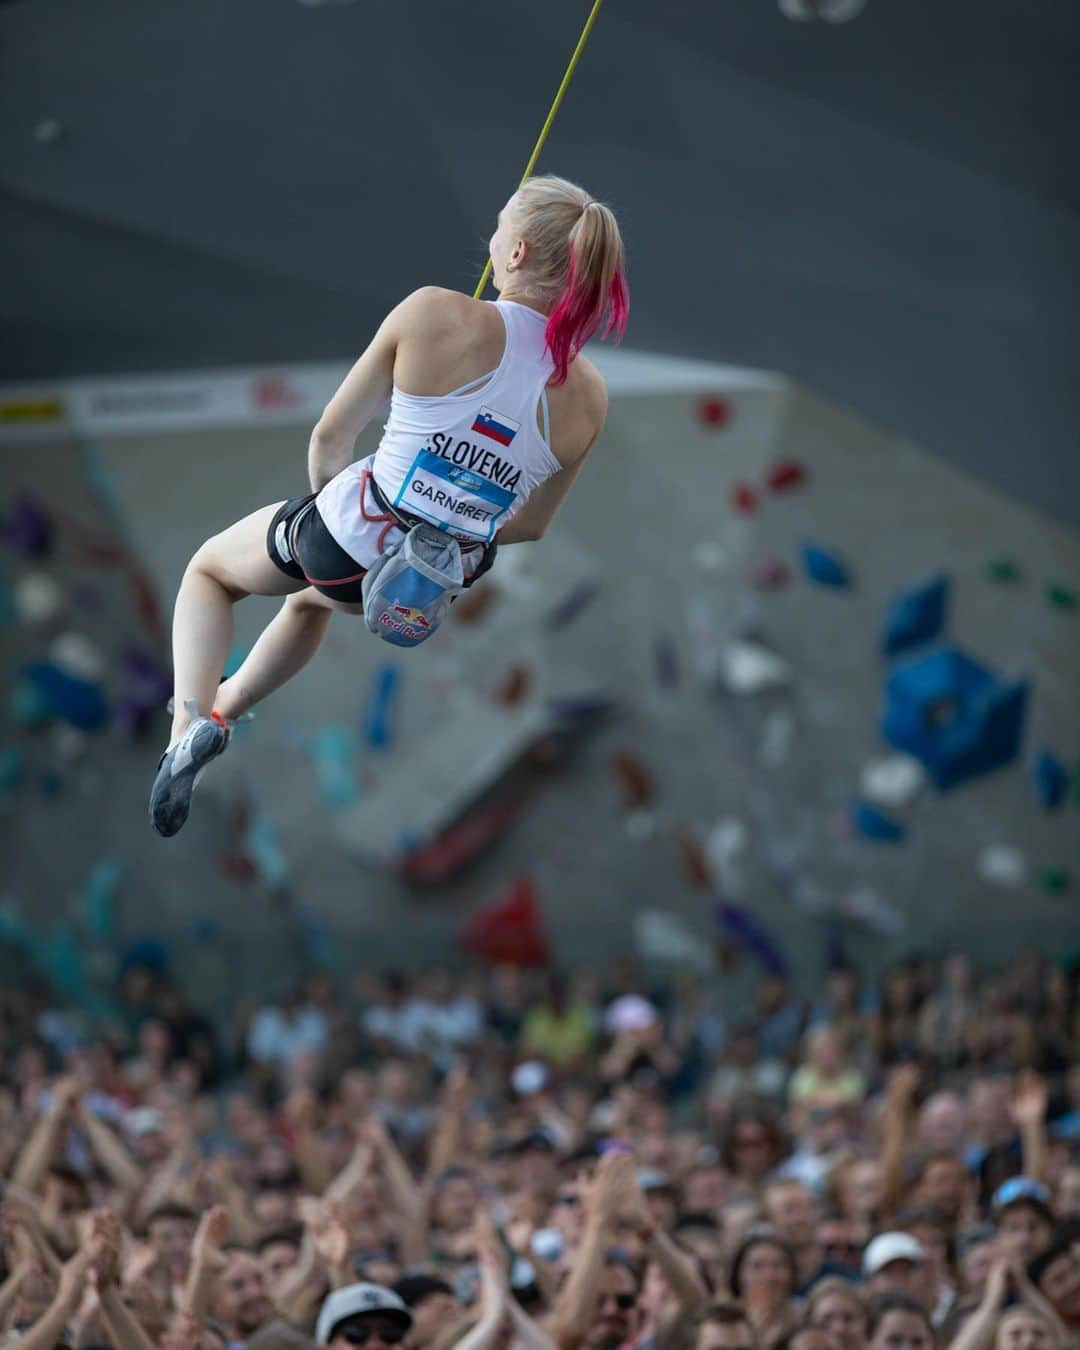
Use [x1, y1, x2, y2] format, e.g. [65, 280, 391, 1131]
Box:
[601, 1292, 637, 1311]
[337, 1324, 407, 1346]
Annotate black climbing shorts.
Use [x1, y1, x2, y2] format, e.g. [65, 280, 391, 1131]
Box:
[266, 494, 369, 605]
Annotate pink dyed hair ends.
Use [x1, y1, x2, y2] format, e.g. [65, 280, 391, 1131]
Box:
[545, 256, 629, 387]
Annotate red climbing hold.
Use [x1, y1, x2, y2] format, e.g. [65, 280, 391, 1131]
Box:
[730, 482, 757, 515]
[460, 875, 550, 966]
[611, 751, 655, 809]
[698, 396, 732, 429]
[678, 828, 711, 889]
[766, 458, 808, 493]
[492, 663, 532, 706]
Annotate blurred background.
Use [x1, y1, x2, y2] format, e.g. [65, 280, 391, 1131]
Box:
[1, 0, 1078, 1018]
[1, 7, 1080, 1350]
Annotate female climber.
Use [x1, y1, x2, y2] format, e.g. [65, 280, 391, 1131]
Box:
[149, 175, 629, 836]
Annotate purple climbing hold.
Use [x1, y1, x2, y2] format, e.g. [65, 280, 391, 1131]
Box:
[653, 635, 679, 689]
[802, 542, 851, 589]
[546, 694, 619, 727]
[714, 903, 787, 976]
[3, 495, 53, 558]
[884, 574, 949, 657]
[1032, 751, 1068, 811]
[545, 581, 600, 630]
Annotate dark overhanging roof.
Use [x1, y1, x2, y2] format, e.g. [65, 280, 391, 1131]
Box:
[2, 0, 1078, 524]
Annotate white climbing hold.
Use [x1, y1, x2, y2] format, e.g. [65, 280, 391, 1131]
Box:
[860, 754, 924, 808]
[843, 886, 906, 935]
[634, 910, 712, 971]
[693, 540, 729, 573]
[977, 844, 1028, 888]
[50, 632, 106, 683]
[14, 572, 63, 626]
[718, 640, 791, 695]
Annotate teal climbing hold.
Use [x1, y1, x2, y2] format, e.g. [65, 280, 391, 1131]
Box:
[1038, 867, 1070, 894]
[0, 747, 24, 792]
[11, 681, 53, 729]
[82, 857, 124, 941]
[1046, 582, 1077, 611]
[985, 558, 1021, 584]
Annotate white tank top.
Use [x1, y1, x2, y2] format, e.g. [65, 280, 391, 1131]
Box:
[318, 300, 563, 552]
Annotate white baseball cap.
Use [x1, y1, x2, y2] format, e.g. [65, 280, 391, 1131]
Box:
[316, 1283, 412, 1343]
[862, 1232, 926, 1277]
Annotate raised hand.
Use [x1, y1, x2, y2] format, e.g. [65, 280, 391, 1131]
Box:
[123, 1240, 161, 1288]
[886, 1061, 921, 1106]
[309, 1201, 352, 1272]
[191, 1204, 230, 1272]
[617, 1162, 653, 1230]
[983, 1255, 1010, 1309]
[166, 1308, 205, 1350]
[474, 1208, 510, 1316]
[582, 1152, 635, 1229]
[89, 1208, 123, 1291]
[1010, 1069, 1048, 1128]
[48, 1075, 82, 1119]
[282, 1087, 319, 1133]
[355, 1113, 392, 1157]
[440, 1062, 474, 1111]
[56, 1246, 95, 1311]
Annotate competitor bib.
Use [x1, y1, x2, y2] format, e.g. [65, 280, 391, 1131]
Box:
[393, 448, 516, 544]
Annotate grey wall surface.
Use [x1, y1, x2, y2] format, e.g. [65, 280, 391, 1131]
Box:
[3, 371, 1077, 1009]
[2, 1, 1079, 524]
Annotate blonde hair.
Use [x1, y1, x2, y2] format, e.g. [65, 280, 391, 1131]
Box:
[995, 1306, 1060, 1350]
[508, 174, 628, 385]
[806, 1276, 869, 1327]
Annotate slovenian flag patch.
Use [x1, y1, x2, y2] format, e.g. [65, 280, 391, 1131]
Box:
[471, 406, 520, 447]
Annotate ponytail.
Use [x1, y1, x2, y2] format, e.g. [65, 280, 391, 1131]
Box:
[508, 176, 629, 387]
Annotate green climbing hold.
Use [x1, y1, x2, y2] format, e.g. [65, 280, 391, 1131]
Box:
[1046, 582, 1077, 611]
[985, 558, 1020, 583]
[1038, 867, 1070, 894]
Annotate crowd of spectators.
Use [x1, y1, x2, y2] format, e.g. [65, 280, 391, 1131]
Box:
[1, 947, 1078, 1350]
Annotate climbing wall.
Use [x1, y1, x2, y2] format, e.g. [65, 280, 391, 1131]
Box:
[2, 357, 1078, 1006]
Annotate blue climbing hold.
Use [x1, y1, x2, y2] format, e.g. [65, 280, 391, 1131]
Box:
[882, 646, 1029, 791]
[24, 662, 109, 731]
[362, 665, 401, 751]
[852, 800, 906, 843]
[802, 543, 851, 589]
[884, 574, 949, 657]
[1032, 751, 1068, 811]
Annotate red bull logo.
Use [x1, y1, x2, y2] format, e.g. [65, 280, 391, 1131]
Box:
[391, 604, 431, 630]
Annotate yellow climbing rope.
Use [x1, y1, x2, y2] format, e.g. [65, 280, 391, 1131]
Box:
[473, 0, 606, 299]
